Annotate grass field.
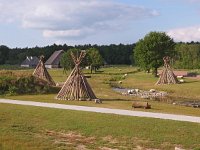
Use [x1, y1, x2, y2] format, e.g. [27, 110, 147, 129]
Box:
[0, 104, 200, 150]
[1, 66, 200, 149]
[1, 66, 200, 116]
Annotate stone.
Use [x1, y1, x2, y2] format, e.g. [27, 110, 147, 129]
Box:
[177, 75, 183, 79]
[149, 89, 156, 92]
[135, 89, 139, 93]
[95, 99, 102, 104]
[175, 146, 185, 150]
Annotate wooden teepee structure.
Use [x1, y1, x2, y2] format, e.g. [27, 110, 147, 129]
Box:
[156, 56, 179, 85]
[33, 55, 56, 86]
[56, 50, 97, 100]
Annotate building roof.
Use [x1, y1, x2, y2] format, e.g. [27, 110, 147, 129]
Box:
[21, 56, 39, 66]
[45, 50, 64, 65]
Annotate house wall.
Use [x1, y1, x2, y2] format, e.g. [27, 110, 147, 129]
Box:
[21, 64, 37, 68]
[45, 65, 59, 69]
[21, 65, 30, 68]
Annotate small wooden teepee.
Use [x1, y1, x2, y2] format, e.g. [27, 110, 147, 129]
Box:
[156, 56, 179, 85]
[56, 50, 97, 100]
[33, 55, 56, 86]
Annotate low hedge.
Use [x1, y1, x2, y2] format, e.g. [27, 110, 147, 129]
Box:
[0, 71, 59, 95]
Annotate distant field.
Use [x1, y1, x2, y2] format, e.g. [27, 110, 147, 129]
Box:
[1, 66, 200, 116]
[0, 65, 28, 70]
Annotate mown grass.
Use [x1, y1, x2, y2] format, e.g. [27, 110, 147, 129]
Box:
[1, 66, 200, 116]
[122, 71, 200, 100]
[1, 66, 200, 149]
[0, 104, 200, 150]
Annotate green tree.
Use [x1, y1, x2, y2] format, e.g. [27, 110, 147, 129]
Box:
[87, 48, 104, 73]
[60, 49, 78, 73]
[174, 44, 200, 69]
[60, 48, 103, 74]
[0, 45, 10, 64]
[134, 31, 175, 76]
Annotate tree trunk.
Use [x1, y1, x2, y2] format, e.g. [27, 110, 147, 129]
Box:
[146, 69, 150, 73]
[94, 66, 97, 72]
[90, 65, 93, 74]
[153, 68, 158, 77]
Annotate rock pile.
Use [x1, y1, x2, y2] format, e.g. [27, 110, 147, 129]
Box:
[119, 88, 167, 100]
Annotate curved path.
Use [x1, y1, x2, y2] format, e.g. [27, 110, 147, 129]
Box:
[0, 99, 200, 123]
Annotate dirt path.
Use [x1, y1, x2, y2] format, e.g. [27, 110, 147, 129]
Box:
[0, 99, 200, 123]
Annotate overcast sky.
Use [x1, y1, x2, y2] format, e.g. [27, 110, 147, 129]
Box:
[1, 0, 200, 48]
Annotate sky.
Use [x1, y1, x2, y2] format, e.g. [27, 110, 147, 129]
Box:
[1, 0, 200, 48]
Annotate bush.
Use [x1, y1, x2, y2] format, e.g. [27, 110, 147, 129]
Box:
[0, 76, 16, 94]
[8, 86, 18, 95]
[187, 72, 198, 77]
[0, 71, 59, 95]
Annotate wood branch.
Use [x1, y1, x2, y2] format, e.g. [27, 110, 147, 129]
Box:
[56, 50, 97, 101]
[156, 57, 179, 85]
[33, 56, 56, 86]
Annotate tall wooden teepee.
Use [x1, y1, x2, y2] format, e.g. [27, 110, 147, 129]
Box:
[156, 56, 179, 85]
[33, 56, 56, 86]
[56, 50, 97, 100]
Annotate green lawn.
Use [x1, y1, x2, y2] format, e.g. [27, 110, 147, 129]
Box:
[0, 104, 200, 150]
[1, 66, 200, 117]
[1, 66, 200, 149]
[122, 71, 200, 100]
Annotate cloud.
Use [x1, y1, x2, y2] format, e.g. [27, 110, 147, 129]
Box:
[0, 0, 158, 40]
[167, 26, 200, 42]
[43, 28, 94, 39]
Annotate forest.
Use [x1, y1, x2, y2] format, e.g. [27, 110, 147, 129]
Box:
[0, 42, 200, 69]
[0, 44, 134, 66]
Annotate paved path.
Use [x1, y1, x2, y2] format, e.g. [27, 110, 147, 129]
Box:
[0, 99, 200, 123]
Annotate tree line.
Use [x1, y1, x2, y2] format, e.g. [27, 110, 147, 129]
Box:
[0, 44, 134, 66]
[174, 43, 200, 69]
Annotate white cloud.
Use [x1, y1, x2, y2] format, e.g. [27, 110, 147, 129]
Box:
[43, 28, 94, 39]
[167, 26, 200, 42]
[0, 0, 158, 40]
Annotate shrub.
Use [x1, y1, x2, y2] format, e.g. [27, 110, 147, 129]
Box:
[0, 71, 59, 95]
[8, 86, 18, 95]
[187, 72, 198, 77]
[0, 76, 16, 94]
